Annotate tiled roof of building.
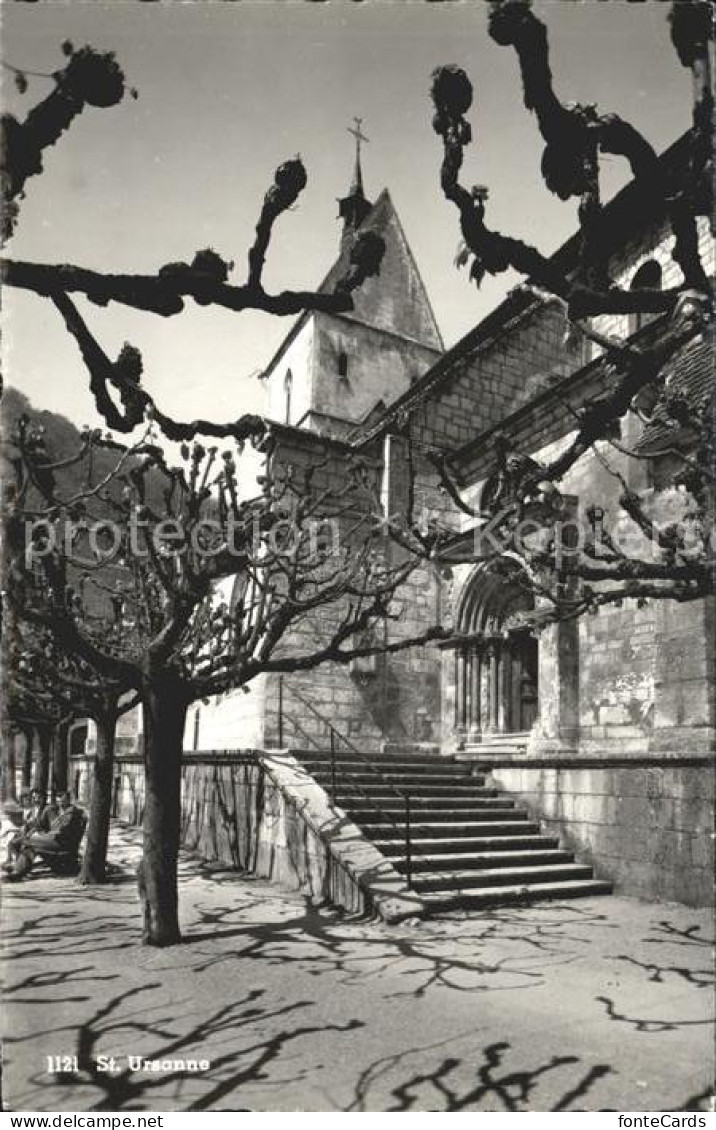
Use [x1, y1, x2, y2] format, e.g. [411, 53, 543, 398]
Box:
[352, 131, 693, 448]
[633, 330, 714, 455]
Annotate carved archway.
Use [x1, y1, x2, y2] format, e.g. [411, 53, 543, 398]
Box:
[454, 559, 538, 741]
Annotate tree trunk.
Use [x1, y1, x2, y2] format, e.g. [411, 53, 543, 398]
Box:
[137, 678, 188, 947]
[1, 722, 17, 801]
[52, 720, 69, 796]
[21, 726, 34, 791]
[79, 709, 117, 885]
[34, 726, 51, 795]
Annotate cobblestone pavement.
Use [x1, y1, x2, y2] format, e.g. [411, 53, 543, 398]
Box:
[3, 823, 714, 1112]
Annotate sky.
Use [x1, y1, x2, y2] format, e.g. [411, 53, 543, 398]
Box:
[2, 0, 694, 432]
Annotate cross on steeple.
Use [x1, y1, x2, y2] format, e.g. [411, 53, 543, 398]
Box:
[348, 117, 369, 158]
[338, 117, 373, 238]
[347, 117, 369, 196]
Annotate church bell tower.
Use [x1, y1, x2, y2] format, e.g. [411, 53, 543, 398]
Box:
[260, 122, 444, 437]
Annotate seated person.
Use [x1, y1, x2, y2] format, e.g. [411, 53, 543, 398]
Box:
[3, 789, 55, 870]
[1, 801, 26, 868]
[23, 789, 55, 833]
[5, 792, 86, 880]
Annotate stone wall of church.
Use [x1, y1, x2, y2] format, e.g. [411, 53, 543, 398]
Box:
[437, 209, 716, 757]
[432, 210, 715, 905]
[258, 429, 457, 751]
[189, 678, 269, 752]
[542, 429, 714, 754]
[259, 562, 446, 753]
[455, 424, 715, 756]
[310, 313, 440, 430]
[592, 214, 715, 344]
[189, 427, 450, 754]
[408, 299, 579, 454]
[263, 319, 315, 427]
[486, 758, 714, 907]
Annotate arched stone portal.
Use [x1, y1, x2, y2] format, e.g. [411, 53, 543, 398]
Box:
[453, 560, 539, 742]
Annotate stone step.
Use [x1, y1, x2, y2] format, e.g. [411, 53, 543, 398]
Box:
[293, 744, 611, 913]
[413, 863, 593, 892]
[392, 849, 573, 873]
[345, 803, 521, 823]
[298, 763, 476, 781]
[419, 878, 613, 913]
[463, 746, 527, 758]
[377, 834, 561, 855]
[336, 794, 502, 810]
[294, 748, 457, 766]
[307, 770, 484, 787]
[333, 784, 497, 800]
[352, 807, 526, 826]
[338, 795, 508, 813]
[358, 819, 539, 839]
[462, 732, 530, 747]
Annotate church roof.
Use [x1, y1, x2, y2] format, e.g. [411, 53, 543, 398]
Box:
[318, 188, 443, 350]
[353, 131, 696, 448]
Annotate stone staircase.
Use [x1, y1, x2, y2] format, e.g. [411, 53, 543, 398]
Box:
[295, 746, 611, 913]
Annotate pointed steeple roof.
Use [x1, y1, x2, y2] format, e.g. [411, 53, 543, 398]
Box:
[260, 173, 443, 401]
[322, 188, 443, 351]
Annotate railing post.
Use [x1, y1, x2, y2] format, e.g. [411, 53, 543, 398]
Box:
[330, 728, 337, 802]
[404, 793, 412, 889]
[278, 676, 284, 748]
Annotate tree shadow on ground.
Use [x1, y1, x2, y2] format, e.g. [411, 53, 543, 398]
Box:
[347, 1037, 614, 1111]
[180, 896, 626, 999]
[643, 919, 714, 950]
[9, 983, 363, 1112]
[607, 953, 714, 989]
[4, 825, 713, 1112]
[595, 994, 715, 1033]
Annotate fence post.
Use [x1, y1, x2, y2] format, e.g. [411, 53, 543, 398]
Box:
[404, 794, 412, 889]
[278, 676, 284, 748]
[330, 728, 337, 802]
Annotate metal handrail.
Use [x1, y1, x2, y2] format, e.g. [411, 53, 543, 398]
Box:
[278, 677, 413, 887]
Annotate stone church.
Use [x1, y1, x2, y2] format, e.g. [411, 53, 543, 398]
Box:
[92, 134, 713, 914]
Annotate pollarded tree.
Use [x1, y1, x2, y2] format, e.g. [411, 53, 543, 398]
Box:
[0, 39, 414, 945]
[1, 42, 386, 389]
[7, 412, 443, 944]
[10, 616, 140, 884]
[1, 42, 133, 244]
[427, 0, 714, 619]
[5, 678, 68, 802]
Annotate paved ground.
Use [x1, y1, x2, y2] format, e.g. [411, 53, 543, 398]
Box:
[2, 823, 714, 1113]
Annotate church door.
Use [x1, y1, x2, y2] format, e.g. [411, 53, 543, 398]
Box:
[453, 561, 539, 742]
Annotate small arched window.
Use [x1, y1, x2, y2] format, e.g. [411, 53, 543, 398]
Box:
[283, 368, 293, 424]
[629, 259, 662, 336]
[337, 351, 349, 379]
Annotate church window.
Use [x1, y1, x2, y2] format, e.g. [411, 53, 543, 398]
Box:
[337, 351, 349, 378]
